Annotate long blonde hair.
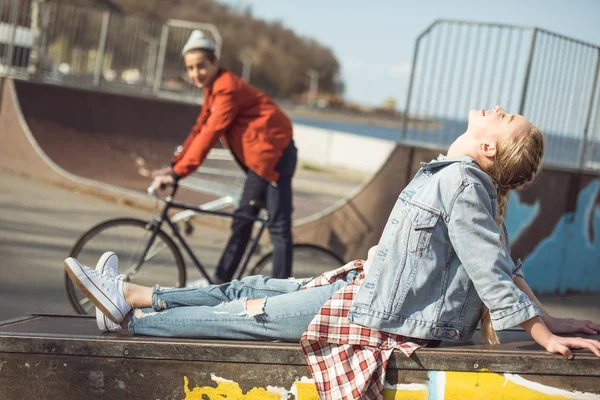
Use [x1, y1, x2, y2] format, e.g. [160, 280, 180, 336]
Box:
[479, 125, 545, 344]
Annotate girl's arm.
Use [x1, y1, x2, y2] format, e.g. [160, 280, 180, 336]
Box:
[520, 316, 600, 359]
[513, 275, 600, 335]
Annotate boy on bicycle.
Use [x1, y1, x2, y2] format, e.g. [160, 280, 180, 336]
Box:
[152, 30, 297, 283]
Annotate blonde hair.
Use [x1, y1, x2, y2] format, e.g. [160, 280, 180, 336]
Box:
[480, 124, 545, 344]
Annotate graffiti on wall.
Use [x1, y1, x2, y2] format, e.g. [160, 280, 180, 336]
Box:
[506, 179, 600, 293]
[182, 370, 600, 399]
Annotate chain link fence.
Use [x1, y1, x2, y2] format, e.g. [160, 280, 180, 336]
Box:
[0, 0, 220, 103]
[401, 19, 600, 171]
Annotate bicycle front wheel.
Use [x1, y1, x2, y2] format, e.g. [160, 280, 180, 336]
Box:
[65, 218, 186, 315]
[248, 243, 345, 278]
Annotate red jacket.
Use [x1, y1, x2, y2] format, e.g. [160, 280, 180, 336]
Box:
[172, 69, 293, 183]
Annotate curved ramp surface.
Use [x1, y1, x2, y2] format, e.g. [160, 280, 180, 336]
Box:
[0, 79, 224, 206]
[293, 145, 440, 260]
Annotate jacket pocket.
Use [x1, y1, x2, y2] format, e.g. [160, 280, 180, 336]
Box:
[404, 203, 440, 255]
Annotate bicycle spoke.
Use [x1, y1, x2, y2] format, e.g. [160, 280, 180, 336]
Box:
[144, 241, 168, 261]
[66, 218, 185, 314]
[123, 231, 152, 265]
[118, 242, 169, 280]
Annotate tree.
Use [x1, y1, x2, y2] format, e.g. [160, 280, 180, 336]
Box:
[88, 0, 345, 99]
[382, 97, 397, 112]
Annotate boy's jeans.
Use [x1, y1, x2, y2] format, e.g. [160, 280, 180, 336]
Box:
[129, 275, 347, 342]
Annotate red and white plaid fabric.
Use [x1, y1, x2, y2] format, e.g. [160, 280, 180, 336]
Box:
[300, 260, 426, 400]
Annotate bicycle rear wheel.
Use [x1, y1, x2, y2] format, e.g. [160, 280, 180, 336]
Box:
[65, 218, 186, 315]
[248, 243, 345, 278]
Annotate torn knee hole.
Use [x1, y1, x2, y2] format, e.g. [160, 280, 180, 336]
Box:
[155, 299, 167, 310]
[134, 309, 159, 318]
[245, 298, 266, 317]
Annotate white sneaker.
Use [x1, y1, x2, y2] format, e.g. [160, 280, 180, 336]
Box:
[64, 257, 131, 324]
[95, 252, 124, 332]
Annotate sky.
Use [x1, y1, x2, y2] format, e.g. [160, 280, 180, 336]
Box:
[219, 0, 600, 108]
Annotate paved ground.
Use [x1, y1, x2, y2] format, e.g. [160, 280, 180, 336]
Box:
[1, 169, 599, 328]
[0, 168, 365, 321]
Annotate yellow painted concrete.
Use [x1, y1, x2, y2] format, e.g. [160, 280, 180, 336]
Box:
[444, 371, 594, 400]
[183, 371, 598, 399]
[292, 381, 320, 399]
[184, 376, 281, 399]
[383, 387, 428, 400]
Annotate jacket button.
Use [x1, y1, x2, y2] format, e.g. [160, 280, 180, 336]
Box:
[391, 218, 399, 224]
[377, 250, 386, 257]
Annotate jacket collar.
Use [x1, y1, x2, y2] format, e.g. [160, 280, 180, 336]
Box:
[205, 68, 227, 93]
[420, 155, 479, 171]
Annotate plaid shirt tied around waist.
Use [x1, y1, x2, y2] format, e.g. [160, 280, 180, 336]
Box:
[300, 260, 427, 399]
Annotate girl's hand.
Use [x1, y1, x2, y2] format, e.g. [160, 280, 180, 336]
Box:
[544, 334, 600, 359]
[544, 316, 600, 335]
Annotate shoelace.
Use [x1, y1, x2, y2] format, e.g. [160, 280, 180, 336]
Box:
[88, 267, 118, 290]
[102, 274, 127, 291]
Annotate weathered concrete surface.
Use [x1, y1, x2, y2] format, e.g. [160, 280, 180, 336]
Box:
[0, 315, 598, 400]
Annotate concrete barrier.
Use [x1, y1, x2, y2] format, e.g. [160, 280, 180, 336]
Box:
[292, 123, 396, 174]
[1, 315, 598, 399]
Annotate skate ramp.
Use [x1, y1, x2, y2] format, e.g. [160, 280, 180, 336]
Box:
[0, 78, 221, 207]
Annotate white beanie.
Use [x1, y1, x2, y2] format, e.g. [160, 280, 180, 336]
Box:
[181, 30, 216, 56]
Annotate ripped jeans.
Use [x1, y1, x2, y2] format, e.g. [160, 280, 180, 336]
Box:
[128, 275, 348, 342]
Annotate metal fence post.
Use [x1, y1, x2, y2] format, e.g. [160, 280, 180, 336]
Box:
[586, 89, 600, 166]
[28, 0, 50, 77]
[93, 11, 110, 87]
[4, 0, 21, 72]
[400, 20, 436, 140]
[518, 27, 538, 116]
[153, 24, 169, 94]
[577, 48, 600, 170]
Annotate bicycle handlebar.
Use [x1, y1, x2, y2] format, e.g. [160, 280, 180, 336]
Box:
[147, 182, 179, 198]
[147, 184, 156, 196]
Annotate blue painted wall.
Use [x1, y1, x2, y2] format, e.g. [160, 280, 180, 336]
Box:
[505, 180, 600, 293]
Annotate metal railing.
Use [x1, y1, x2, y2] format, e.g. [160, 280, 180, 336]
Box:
[401, 20, 600, 171]
[0, 0, 221, 103]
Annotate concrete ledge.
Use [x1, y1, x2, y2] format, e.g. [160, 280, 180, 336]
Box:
[1, 315, 598, 399]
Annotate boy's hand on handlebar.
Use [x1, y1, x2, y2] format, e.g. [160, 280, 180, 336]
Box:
[152, 174, 175, 192]
[544, 334, 600, 359]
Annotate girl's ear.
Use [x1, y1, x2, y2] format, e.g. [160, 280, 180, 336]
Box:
[480, 141, 497, 160]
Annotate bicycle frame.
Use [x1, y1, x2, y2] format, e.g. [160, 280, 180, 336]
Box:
[140, 183, 268, 284]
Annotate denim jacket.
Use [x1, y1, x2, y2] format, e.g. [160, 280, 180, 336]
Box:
[348, 155, 540, 342]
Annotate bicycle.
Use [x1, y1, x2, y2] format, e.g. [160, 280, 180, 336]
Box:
[65, 182, 345, 315]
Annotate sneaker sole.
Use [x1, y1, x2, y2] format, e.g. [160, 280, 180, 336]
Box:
[65, 258, 124, 324]
[95, 253, 117, 332]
